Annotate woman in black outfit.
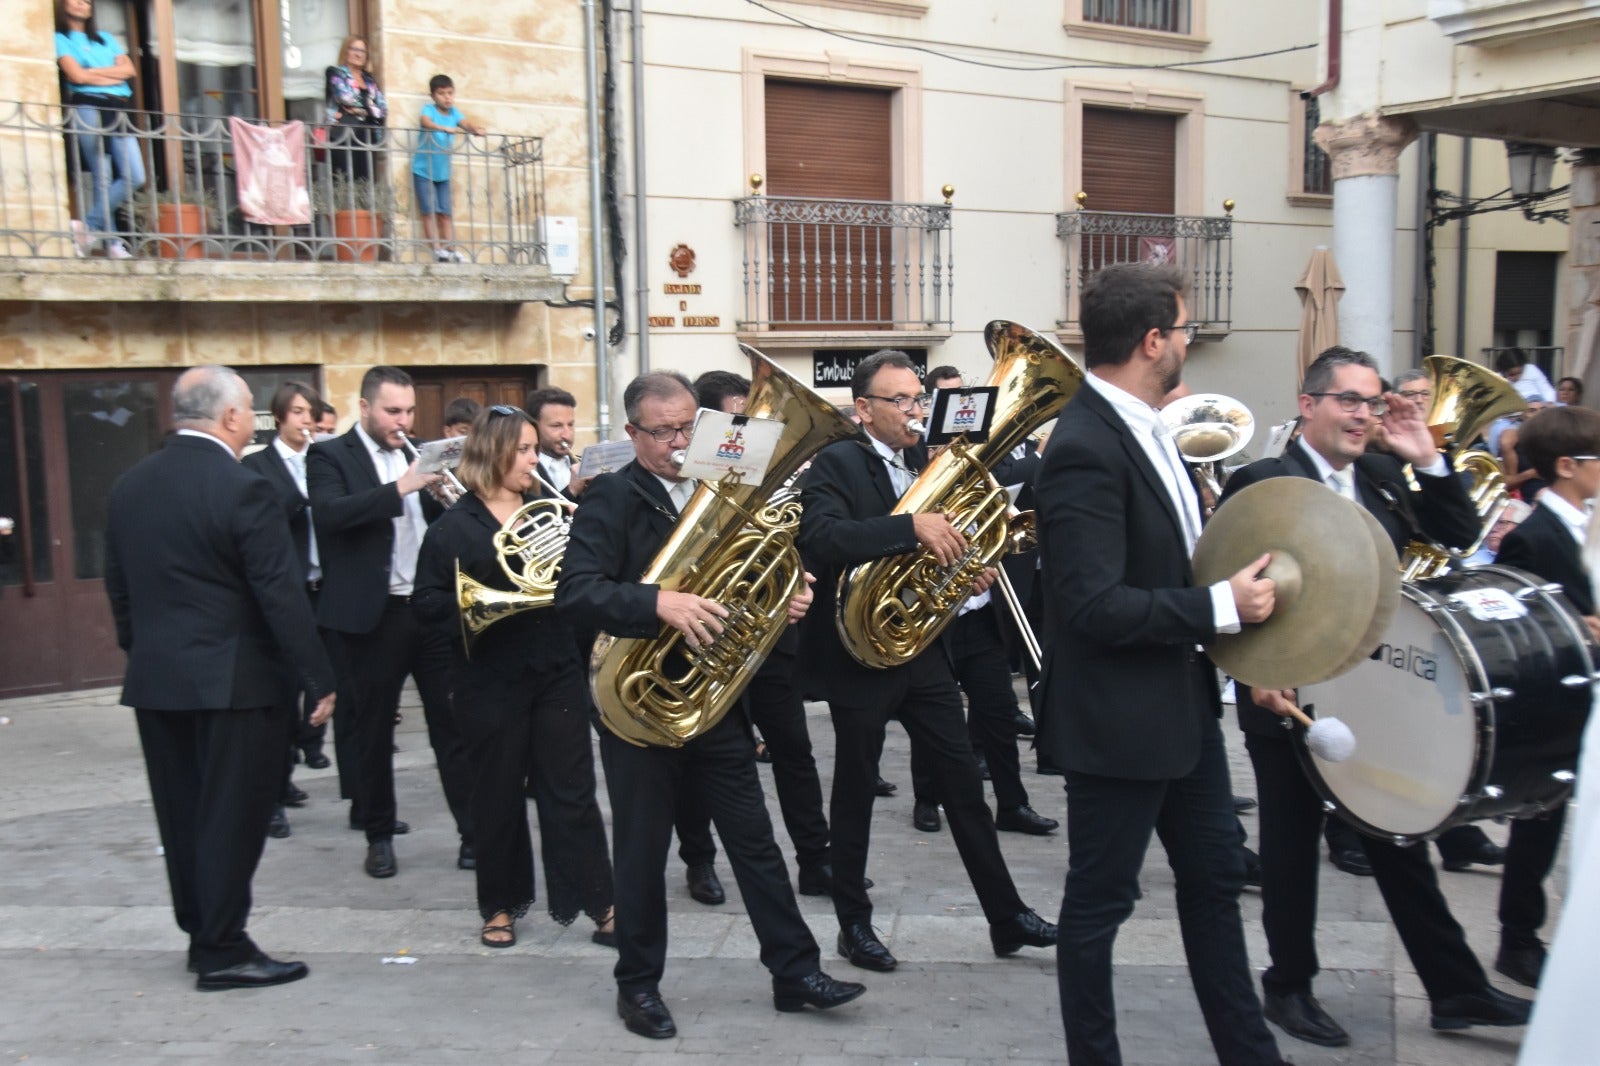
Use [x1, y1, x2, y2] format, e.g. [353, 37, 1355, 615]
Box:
[324, 35, 386, 184]
[414, 404, 615, 949]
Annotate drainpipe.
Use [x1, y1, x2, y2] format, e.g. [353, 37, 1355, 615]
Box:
[582, 0, 613, 440]
[1304, 0, 1342, 99]
[631, 1, 650, 372]
[1455, 140, 1471, 360]
[1413, 133, 1433, 365]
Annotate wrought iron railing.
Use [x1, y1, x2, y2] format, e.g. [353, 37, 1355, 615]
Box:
[733, 195, 953, 331]
[1055, 209, 1233, 333]
[1083, 0, 1191, 34]
[0, 100, 545, 266]
[1302, 95, 1332, 196]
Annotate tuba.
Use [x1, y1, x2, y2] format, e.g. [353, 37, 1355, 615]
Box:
[456, 496, 571, 657]
[590, 346, 859, 748]
[1161, 392, 1255, 503]
[835, 321, 1082, 670]
[1399, 354, 1526, 580]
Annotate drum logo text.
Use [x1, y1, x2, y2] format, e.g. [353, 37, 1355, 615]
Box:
[1370, 641, 1437, 681]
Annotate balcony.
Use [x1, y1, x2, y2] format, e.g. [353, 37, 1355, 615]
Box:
[1430, 0, 1600, 46]
[1083, 0, 1192, 34]
[733, 194, 953, 339]
[0, 101, 561, 303]
[1055, 208, 1233, 336]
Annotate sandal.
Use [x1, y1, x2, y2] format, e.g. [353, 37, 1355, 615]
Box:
[591, 908, 617, 948]
[754, 741, 772, 764]
[480, 915, 516, 949]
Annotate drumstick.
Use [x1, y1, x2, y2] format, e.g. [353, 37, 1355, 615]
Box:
[1283, 703, 1358, 763]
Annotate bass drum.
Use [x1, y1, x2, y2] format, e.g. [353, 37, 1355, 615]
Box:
[1296, 565, 1593, 843]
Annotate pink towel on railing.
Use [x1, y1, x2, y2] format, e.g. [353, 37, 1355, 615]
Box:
[229, 118, 312, 226]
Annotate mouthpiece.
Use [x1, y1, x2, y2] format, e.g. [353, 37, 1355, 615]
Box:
[670, 448, 688, 467]
[907, 419, 927, 437]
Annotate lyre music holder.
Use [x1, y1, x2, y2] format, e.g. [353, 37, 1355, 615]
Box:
[924, 386, 999, 446]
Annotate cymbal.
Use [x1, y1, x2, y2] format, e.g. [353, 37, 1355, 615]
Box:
[1194, 478, 1393, 690]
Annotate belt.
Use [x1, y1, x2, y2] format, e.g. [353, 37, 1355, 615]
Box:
[306, 579, 322, 593]
[387, 593, 412, 606]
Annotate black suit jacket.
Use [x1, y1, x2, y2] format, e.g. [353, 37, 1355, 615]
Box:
[104, 434, 335, 710]
[242, 444, 313, 582]
[1033, 383, 1219, 781]
[554, 460, 680, 658]
[307, 428, 442, 634]
[1220, 439, 1478, 738]
[795, 436, 927, 701]
[1496, 504, 1593, 616]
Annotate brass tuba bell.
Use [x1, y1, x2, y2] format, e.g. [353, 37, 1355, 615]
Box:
[834, 321, 1082, 670]
[589, 346, 860, 748]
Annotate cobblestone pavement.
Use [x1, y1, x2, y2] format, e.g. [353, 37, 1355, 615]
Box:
[0, 683, 1553, 1065]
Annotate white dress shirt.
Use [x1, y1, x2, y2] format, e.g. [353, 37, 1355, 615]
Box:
[1084, 373, 1239, 634]
[272, 436, 321, 580]
[866, 434, 915, 496]
[1538, 491, 1590, 548]
[355, 422, 426, 595]
[541, 452, 574, 493]
[653, 473, 698, 514]
[176, 428, 237, 458]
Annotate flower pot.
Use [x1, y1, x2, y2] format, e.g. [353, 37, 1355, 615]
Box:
[333, 208, 382, 263]
[154, 202, 207, 260]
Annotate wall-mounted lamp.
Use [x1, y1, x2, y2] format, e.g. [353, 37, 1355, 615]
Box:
[1506, 142, 1557, 200]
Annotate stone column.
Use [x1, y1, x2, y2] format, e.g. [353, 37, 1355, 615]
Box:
[1314, 113, 1419, 377]
[1570, 152, 1600, 402]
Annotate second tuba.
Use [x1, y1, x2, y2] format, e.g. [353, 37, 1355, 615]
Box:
[589, 346, 860, 748]
[835, 321, 1082, 670]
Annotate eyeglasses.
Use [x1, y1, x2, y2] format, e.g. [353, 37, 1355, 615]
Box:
[863, 394, 930, 415]
[1397, 389, 1432, 403]
[1569, 455, 1600, 463]
[634, 422, 695, 443]
[1306, 391, 1389, 416]
[1162, 323, 1200, 344]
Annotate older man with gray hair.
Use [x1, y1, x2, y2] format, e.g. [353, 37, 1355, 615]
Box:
[105, 365, 336, 991]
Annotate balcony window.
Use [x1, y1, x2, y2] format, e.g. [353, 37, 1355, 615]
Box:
[1056, 209, 1233, 334]
[1294, 93, 1332, 200]
[1082, 0, 1192, 35]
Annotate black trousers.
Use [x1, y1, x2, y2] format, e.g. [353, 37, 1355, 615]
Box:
[1245, 731, 1487, 1001]
[672, 643, 831, 871]
[911, 606, 1029, 812]
[325, 627, 360, 807]
[827, 656, 1024, 928]
[599, 712, 819, 995]
[455, 660, 611, 925]
[136, 704, 290, 973]
[1500, 805, 1567, 939]
[338, 599, 474, 844]
[1060, 713, 1279, 1066]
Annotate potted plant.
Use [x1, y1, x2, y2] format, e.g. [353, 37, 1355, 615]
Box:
[316, 174, 394, 262]
[150, 184, 217, 260]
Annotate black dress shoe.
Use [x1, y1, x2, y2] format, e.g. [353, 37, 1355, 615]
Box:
[837, 924, 897, 972]
[686, 863, 725, 905]
[1328, 848, 1374, 877]
[1441, 841, 1507, 872]
[990, 909, 1058, 956]
[1495, 935, 1546, 988]
[1263, 989, 1350, 1047]
[1232, 795, 1258, 813]
[1012, 711, 1037, 737]
[773, 970, 867, 1012]
[302, 749, 331, 770]
[364, 840, 397, 879]
[282, 784, 309, 808]
[797, 864, 872, 896]
[348, 815, 409, 835]
[617, 989, 676, 1039]
[1430, 985, 1532, 1030]
[196, 952, 309, 992]
[996, 805, 1058, 835]
[873, 776, 898, 797]
[913, 800, 941, 832]
[457, 843, 476, 871]
[267, 806, 291, 839]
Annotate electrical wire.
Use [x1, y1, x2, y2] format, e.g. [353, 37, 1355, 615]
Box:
[742, 0, 1316, 73]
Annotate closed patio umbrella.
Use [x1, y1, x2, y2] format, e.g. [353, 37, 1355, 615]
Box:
[1296, 246, 1344, 384]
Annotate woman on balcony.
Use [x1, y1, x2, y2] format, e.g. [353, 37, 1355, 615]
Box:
[54, 0, 145, 260]
[325, 36, 386, 186]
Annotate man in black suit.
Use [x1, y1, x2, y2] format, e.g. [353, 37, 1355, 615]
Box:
[105, 365, 335, 991]
[797, 350, 1057, 974]
[244, 381, 328, 839]
[1491, 405, 1600, 987]
[307, 366, 475, 878]
[1034, 263, 1284, 1065]
[1225, 345, 1531, 1045]
[556, 371, 864, 1038]
[526, 386, 590, 502]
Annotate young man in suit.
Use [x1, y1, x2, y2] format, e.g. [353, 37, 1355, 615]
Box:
[797, 350, 1057, 974]
[105, 365, 335, 991]
[307, 366, 475, 879]
[1491, 404, 1600, 987]
[556, 371, 864, 1038]
[525, 386, 590, 502]
[243, 381, 328, 840]
[1033, 262, 1284, 1065]
[1228, 346, 1530, 1045]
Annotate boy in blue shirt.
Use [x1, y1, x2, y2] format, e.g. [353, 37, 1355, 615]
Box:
[414, 74, 486, 263]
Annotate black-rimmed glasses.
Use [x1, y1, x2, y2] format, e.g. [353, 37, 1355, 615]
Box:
[1162, 323, 1200, 343]
[863, 393, 930, 415]
[1306, 391, 1390, 417]
[633, 422, 695, 443]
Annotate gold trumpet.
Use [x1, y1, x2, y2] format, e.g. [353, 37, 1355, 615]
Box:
[456, 495, 572, 657]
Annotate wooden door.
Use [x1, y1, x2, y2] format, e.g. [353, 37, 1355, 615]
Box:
[408, 368, 545, 441]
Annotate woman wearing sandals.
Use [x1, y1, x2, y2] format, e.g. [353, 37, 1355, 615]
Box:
[415, 404, 615, 949]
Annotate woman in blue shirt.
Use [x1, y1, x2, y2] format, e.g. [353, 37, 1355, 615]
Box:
[54, 0, 144, 259]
